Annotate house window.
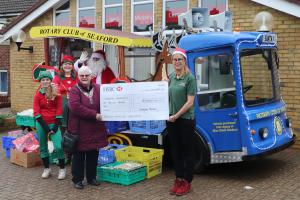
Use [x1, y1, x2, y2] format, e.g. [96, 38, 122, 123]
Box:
[132, 0, 153, 34]
[127, 48, 154, 81]
[78, 0, 96, 28]
[199, 0, 227, 14]
[0, 70, 8, 94]
[103, 0, 123, 30]
[54, 1, 70, 26]
[163, 0, 188, 30]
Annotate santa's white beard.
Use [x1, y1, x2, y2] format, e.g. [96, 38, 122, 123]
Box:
[87, 59, 106, 77]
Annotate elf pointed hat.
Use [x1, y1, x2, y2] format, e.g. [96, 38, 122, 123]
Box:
[38, 71, 53, 81]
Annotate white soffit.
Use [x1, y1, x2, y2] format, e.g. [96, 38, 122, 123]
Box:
[251, 0, 300, 18]
[0, 0, 61, 43]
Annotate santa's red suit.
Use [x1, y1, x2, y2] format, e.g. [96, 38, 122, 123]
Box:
[74, 50, 116, 84]
[98, 67, 115, 84]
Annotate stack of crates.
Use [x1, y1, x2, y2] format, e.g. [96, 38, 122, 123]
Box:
[16, 115, 35, 127]
[105, 121, 128, 135]
[97, 162, 146, 186]
[115, 146, 164, 178]
[1, 136, 16, 158]
[98, 144, 126, 166]
[129, 120, 166, 134]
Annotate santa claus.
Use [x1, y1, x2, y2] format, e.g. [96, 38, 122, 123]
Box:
[74, 50, 116, 84]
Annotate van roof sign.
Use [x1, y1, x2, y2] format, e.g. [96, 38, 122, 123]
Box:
[257, 33, 277, 47]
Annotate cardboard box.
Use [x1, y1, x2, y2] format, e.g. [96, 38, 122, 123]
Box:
[10, 149, 42, 168]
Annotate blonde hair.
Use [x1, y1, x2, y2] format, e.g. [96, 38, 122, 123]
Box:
[45, 84, 57, 100]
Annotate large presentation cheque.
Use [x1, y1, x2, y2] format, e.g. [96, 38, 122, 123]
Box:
[100, 81, 169, 121]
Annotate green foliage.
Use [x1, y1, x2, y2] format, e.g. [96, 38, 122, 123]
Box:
[0, 114, 15, 125]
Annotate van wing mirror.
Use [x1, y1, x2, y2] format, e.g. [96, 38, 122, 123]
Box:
[219, 55, 231, 75]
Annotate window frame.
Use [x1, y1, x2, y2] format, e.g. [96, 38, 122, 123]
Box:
[102, 0, 123, 30]
[76, 0, 96, 28]
[239, 48, 280, 107]
[191, 48, 236, 111]
[0, 69, 8, 95]
[53, 0, 70, 26]
[131, 0, 154, 36]
[162, 0, 189, 35]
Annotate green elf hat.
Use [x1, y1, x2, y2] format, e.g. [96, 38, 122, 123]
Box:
[38, 71, 53, 81]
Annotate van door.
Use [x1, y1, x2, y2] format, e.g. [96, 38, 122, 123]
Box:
[192, 51, 242, 152]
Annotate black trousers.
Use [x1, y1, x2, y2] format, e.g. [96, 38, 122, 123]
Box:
[71, 149, 99, 183]
[167, 118, 195, 183]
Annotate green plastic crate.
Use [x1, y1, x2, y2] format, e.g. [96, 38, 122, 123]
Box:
[16, 115, 36, 127]
[97, 162, 146, 186]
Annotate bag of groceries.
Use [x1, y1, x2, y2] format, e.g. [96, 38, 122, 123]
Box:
[12, 132, 39, 152]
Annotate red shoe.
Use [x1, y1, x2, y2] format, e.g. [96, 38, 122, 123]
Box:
[169, 178, 182, 195]
[175, 180, 191, 196]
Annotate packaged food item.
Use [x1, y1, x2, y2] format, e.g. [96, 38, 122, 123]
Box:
[12, 132, 39, 152]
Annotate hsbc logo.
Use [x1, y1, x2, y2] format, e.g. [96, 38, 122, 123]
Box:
[116, 86, 123, 91]
[103, 86, 123, 92]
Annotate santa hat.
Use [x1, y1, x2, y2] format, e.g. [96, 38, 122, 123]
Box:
[62, 55, 74, 63]
[172, 48, 187, 59]
[91, 50, 106, 60]
[78, 65, 92, 75]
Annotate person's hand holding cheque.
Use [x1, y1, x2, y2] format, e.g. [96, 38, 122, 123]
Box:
[96, 113, 102, 121]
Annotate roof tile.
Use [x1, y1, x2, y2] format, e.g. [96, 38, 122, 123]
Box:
[0, 0, 39, 15]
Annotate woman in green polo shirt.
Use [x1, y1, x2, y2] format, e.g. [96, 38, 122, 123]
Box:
[167, 48, 196, 196]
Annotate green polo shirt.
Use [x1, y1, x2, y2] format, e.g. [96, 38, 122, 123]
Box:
[169, 72, 196, 120]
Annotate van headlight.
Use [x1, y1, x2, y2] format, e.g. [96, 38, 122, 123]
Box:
[259, 128, 269, 139]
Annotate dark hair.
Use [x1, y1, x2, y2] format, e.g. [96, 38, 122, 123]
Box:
[59, 64, 77, 80]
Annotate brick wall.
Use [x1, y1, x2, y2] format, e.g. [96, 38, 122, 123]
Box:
[0, 45, 10, 107]
[230, 0, 300, 144]
[0, 46, 9, 69]
[10, 10, 52, 112]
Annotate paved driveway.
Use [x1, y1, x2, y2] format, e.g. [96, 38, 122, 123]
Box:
[0, 134, 299, 200]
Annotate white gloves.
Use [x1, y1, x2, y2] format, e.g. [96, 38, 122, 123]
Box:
[78, 51, 89, 63]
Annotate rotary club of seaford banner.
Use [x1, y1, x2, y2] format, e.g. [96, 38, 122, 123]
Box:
[29, 26, 152, 47]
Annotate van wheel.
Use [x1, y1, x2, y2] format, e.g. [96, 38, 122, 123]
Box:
[193, 131, 210, 174]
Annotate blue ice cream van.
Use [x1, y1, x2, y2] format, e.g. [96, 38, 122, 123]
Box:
[174, 31, 295, 172]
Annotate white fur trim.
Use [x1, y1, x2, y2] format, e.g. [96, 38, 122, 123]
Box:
[172, 50, 187, 59]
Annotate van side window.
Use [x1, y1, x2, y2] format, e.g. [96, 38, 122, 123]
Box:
[195, 54, 236, 111]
